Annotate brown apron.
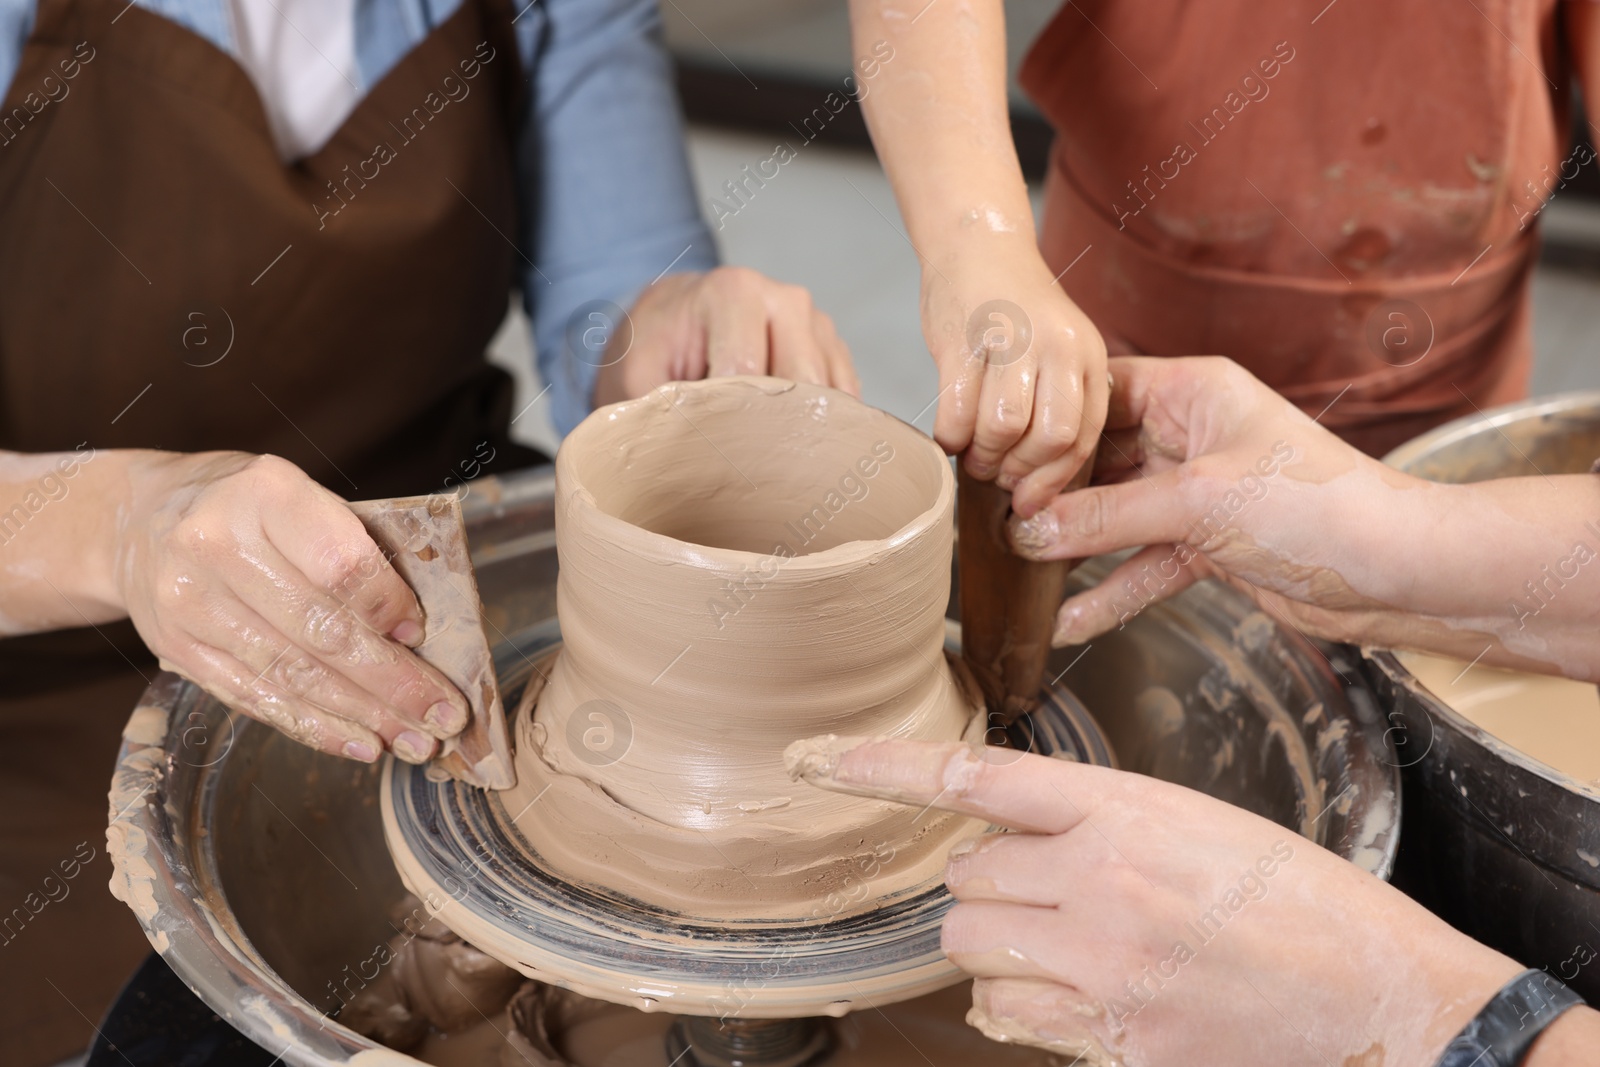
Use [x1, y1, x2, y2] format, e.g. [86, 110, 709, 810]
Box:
[0, 0, 540, 1060]
[1020, 0, 1567, 456]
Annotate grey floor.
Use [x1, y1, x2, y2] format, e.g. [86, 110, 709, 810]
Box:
[497, 126, 1600, 458]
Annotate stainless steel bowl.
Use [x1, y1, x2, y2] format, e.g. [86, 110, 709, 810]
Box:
[1368, 391, 1600, 1002]
[108, 466, 1400, 1065]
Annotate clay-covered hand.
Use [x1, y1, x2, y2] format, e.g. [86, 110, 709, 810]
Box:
[791, 735, 1525, 1066]
[921, 234, 1108, 518]
[1007, 356, 1600, 677]
[114, 452, 472, 763]
[591, 268, 860, 407]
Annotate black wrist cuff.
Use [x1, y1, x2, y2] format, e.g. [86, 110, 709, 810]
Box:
[1436, 969, 1585, 1067]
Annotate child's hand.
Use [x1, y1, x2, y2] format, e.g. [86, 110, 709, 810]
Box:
[920, 232, 1107, 518]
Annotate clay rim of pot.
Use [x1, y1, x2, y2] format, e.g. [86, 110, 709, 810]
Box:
[556, 376, 954, 571]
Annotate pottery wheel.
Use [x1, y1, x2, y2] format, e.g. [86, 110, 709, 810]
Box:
[381, 627, 1113, 1021]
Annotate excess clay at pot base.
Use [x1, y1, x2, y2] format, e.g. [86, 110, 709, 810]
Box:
[398, 981, 1074, 1067]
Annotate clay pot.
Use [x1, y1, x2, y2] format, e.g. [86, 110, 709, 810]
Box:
[500, 377, 983, 920]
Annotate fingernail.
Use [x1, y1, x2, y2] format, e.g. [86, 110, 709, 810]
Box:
[391, 620, 424, 647]
[1052, 603, 1095, 647]
[967, 461, 996, 479]
[784, 734, 862, 781]
[995, 472, 1018, 492]
[394, 731, 436, 763]
[1007, 510, 1059, 556]
[425, 700, 467, 735]
[947, 836, 982, 861]
[343, 740, 378, 762]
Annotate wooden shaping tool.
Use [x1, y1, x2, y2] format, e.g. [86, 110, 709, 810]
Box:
[349, 495, 514, 789]
[956, 457, 1093, 726]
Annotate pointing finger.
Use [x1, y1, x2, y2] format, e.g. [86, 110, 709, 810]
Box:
[784, 735, 1112, 835]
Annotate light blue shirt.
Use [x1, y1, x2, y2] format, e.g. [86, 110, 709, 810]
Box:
[0, 0, 717, 436]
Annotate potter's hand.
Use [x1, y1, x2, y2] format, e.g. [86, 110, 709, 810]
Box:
[1005, 356, 1600, 677]
[591, 268, 860, 407]
[922, 236, 1108, 518]
[790, 735, 1531, 1066]
[115, 453, 471, 763]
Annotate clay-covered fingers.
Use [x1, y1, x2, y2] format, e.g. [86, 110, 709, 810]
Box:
[963, 350, 1035, 481]
[163, 643, 386, 762]
[230, 544, 465, 739]
[1008, 359, 1110, 519]
[1100, 355, 1164, 433]
[946, 831, 1094, 907]
[692, 268, 861, 394]
[1004, 476, 1210, 645]
[762, 286, 833, 388]
[943, 902, 1080, 983]
[1050, 543, 1209, 646]
[176, 596, 445, 763]
[929, 338, 988, 460]
[996, 359, 1082, 490]
[242, 467, 470, 738]
[124, 453, 472, 765]
[968, 977, 1121, 1063]
[812, 306, 861, 396]
[261, 487, 425, 646]
[1100, 354, 1293, 459]
[785, 735, 1111, 834]
[701, 275, 769, 380]
[1005, 469, 1191, 564]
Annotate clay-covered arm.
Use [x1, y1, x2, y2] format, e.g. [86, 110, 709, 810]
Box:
[0, 448, 471, 759]
[0, 447, 124, 630]
[1004, 357, 1600, 681]
[847, 0, 1107, 518]
[790, 735, 1598, 1064]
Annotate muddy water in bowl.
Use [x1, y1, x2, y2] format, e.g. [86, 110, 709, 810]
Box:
[1395, 653, 1600, 787]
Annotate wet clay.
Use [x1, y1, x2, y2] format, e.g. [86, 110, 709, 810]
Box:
[341, 898, 524, 1051]
[1397, 651, 1600, 784]
[491, 377, 986, 919]
[403, 981, 1073, 1067]
[406, 982, 592, 1067]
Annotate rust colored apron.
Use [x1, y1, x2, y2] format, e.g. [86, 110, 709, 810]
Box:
[1020, 0, 1567, 456]
[0, 1, 539, 1060]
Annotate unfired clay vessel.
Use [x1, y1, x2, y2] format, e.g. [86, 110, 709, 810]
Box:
[498, 376, 985, 920]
